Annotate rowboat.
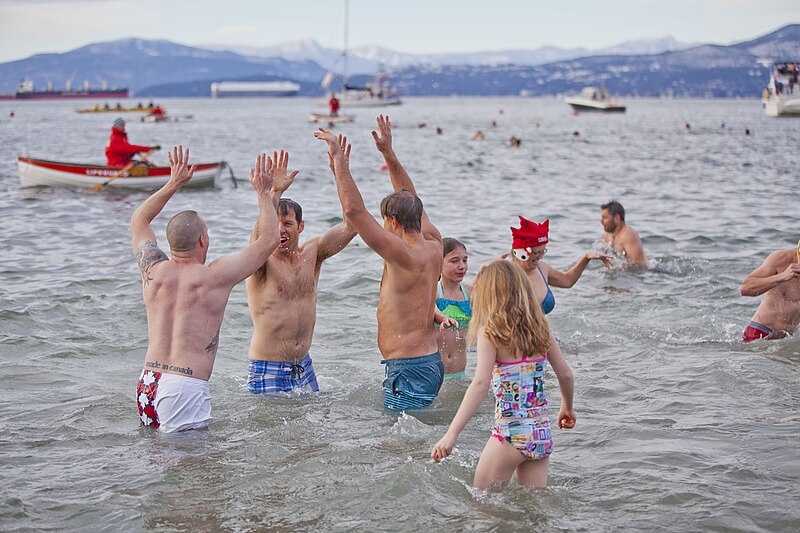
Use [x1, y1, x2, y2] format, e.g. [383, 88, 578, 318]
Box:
[18, 157, 224, 190]
[309, 113, 354, 124]
[76, 107, 151, 114]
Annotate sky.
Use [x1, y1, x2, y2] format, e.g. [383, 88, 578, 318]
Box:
[0, 0, 798, 63]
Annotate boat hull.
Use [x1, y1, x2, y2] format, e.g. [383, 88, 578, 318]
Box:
[18, 158, 222, 190]
[763, 96, 800, 117]
[566, 100, 626, 113]
[16, 90, 129, 100]
[309, 113, 355, 123]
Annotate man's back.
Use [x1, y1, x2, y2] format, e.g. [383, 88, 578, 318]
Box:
[142, 259, 232, 381]
[377, 235, 442, 358]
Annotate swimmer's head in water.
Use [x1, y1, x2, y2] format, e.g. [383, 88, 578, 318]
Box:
[601, 200, 626, 233]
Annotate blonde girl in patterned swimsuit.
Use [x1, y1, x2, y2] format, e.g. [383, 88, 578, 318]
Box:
[431, 260, 576, 489]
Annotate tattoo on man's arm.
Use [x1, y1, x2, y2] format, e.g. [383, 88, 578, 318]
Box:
[136, 240, 168, 286]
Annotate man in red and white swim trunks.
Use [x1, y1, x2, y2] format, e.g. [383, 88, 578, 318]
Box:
[740, 245, 800, 342]
[131, 147, 280, 432]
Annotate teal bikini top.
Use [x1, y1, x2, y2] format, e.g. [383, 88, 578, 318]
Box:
[436, 281, 472, 329]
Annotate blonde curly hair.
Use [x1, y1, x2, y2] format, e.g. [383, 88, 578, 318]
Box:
[467, 259, 551, 357]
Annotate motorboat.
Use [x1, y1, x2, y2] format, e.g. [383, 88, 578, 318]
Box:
[18, 157, 223, 190]
[565, 87, 626, 113]
[762, 62, 800, 117]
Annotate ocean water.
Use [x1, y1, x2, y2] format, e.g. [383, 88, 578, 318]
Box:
[1, 97, 799, 532]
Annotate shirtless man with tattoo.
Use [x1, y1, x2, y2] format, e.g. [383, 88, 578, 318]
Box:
[246, 148, 357, 393]
[132, 146, 279, 432]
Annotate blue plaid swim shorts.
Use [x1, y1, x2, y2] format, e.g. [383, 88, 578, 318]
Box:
[247, 354, 319, 393]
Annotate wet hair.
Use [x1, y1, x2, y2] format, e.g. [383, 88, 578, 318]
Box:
[443, 237, 467, 257]
[278, 198, 303, 224]
[601, 200, 625, 222]
[467, 260, 551, 356]
[380, 189, 422, 233]
[166, 210, 205, 253]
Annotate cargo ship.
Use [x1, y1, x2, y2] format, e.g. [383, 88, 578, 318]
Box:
[1, 79, 129, 100]
[210, 81, 300, 97]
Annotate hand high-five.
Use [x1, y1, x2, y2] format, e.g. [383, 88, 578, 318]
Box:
[327, 134, 351, 175]
[314, 128, 351, 166]
[371, 114, 393, 155]
[167, 145, 197, 187]
[249, 153, 275, 196]
[270, 149, 299, 194]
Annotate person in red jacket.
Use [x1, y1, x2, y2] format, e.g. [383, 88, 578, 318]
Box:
[105, 118, 159, 167]
[328, 94, 340, 116]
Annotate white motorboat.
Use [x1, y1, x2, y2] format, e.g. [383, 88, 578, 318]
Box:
[762, 62, 800, 117]
[565, 87, 626, 113]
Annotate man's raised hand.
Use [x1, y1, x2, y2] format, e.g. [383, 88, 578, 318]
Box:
[249, 153, 275, 196]
[271, 149, 299, 194]
[167, 145, 197, 188]
[327, 134, 352, 175]
[371, 114, 393, 155]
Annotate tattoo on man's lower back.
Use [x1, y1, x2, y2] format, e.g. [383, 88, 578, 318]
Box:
[206, 330, 220, 356]
[146, 360, 193, 376]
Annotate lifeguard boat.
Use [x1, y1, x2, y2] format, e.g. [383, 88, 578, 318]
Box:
[17, 157, 225, 190]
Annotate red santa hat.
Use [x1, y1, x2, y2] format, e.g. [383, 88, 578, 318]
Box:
[511, 217, 549, 249]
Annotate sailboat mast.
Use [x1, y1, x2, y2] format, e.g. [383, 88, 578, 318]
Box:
[343, 0, 349, 89]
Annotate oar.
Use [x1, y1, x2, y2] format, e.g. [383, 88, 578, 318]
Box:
[796, 239, 800, 264]
[87, 148, 157, 192]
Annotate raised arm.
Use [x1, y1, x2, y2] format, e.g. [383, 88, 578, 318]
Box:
[547, 252, 612, 288]
[740, 251, 800, 296]
[131, 145, 196, 252]
[371, 115, 441, 243]
[431, 331, 495, 461]
[210, 153, 280, 285]
[314, 128, 413, 267]
[316, 135, 358, 262]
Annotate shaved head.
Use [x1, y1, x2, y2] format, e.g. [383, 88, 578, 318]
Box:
[166, 210, 206, 253]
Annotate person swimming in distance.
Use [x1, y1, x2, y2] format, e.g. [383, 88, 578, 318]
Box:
[433, 238, 473, 379]
[600, 200, 647, 267]
[506, 217, 611, 314]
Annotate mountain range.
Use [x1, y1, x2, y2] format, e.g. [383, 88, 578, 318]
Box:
[0, 25, 797, 98]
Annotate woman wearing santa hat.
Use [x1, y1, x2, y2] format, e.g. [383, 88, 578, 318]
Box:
[508, 217, 611, 314]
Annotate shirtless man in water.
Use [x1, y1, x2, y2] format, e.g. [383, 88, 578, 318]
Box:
[315, 115, 445, 411]
[740, 245, 800, 342]
[132, 147, 279, 432]
[246, 149, 357, 393]
[601, 200, 647, 267]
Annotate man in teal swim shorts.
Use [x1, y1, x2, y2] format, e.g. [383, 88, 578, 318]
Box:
[315, 115, 445, 411]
